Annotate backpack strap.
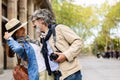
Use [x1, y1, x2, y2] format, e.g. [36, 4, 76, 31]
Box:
[51, 24, 57, 44]
[51, 24, 62, 52]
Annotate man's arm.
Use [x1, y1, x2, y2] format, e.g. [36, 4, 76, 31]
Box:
[58, 25, 84, 62]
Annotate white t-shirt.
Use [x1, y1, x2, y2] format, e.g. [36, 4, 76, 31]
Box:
[29, 43, 46, 72]
[46, 41, 59, 71]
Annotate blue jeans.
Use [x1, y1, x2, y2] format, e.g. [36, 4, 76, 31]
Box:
[64, 70, 82, 80]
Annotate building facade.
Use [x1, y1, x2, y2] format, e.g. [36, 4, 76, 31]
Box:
[0, 0, 52, 73]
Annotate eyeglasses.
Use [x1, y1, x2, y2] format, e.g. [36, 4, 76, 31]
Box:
[32, 16, 42, 22]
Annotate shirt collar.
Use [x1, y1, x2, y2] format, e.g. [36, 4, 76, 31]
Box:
[41, 29, 49, 38]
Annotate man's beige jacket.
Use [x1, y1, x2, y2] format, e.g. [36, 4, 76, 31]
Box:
[48, 24, 83, 80]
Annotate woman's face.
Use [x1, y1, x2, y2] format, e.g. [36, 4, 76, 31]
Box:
[15, 27, 26, 38]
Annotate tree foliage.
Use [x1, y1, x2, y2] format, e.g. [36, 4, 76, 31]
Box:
[51, 0, 120, 54]
[51, 0, 99, 41]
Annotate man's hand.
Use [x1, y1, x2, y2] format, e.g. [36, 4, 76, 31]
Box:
[4, 32, 11, 40]
[54, 52, 67, 63]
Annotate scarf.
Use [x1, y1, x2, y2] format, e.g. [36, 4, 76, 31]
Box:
[16, 36, 40, 46]
[41, 24, 57, 75]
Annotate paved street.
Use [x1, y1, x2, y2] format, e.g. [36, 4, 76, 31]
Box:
[0, 69, 12, 80]
[0, 56, 120, 80]
[80, 56, 120, 80]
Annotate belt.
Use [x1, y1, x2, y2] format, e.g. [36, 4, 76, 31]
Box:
[53, 70, 62, 80]
[53, 70, 61, 75]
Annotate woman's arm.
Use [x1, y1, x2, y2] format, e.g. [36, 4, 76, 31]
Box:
[7, 37, 24, 54]
[4, 32, 25, 59]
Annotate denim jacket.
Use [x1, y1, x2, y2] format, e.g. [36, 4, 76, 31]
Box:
[7, 37, 45, 80]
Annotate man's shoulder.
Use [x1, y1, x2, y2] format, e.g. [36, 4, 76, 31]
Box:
[56, 24, 68, 28]
[56, 24, 70, 31]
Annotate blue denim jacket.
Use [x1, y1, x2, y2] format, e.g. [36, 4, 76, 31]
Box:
[7, 37, 39, 80]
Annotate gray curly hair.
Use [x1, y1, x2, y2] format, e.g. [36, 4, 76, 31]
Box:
[31, 9, 56, 25]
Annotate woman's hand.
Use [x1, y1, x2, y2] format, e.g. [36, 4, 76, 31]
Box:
[4, 32, 11, 40]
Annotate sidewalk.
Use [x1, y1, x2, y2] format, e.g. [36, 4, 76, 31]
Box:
[80, 56, 120, 80]
[0, 69, 13, 80]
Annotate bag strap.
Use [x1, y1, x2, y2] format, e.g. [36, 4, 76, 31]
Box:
[51, 24, 62, 52]
[16, 55, 21, 65]
[16, 44, 27, 65]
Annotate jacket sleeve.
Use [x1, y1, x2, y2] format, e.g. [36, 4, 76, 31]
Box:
[59, 25, 84, 62]
[7, 37, 25, 59]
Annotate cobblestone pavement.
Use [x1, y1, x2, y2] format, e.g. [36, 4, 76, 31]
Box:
[0, 69, 13, 80]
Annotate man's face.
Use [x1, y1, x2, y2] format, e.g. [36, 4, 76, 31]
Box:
[32, 17, 46, 32]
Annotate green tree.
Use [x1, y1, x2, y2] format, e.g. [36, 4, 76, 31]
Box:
[96, 2, 120, 52]
[51, 0, 99, 41]
[51, 0, 120, 54]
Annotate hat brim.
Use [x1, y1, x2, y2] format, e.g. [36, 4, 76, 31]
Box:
[9, 22, 28, 36]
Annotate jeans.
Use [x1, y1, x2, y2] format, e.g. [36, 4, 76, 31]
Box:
[64, 70, 82, 80]
[55, 70, 82, 80]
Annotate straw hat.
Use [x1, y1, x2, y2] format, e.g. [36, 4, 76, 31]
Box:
[5, 18, 27, 36]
